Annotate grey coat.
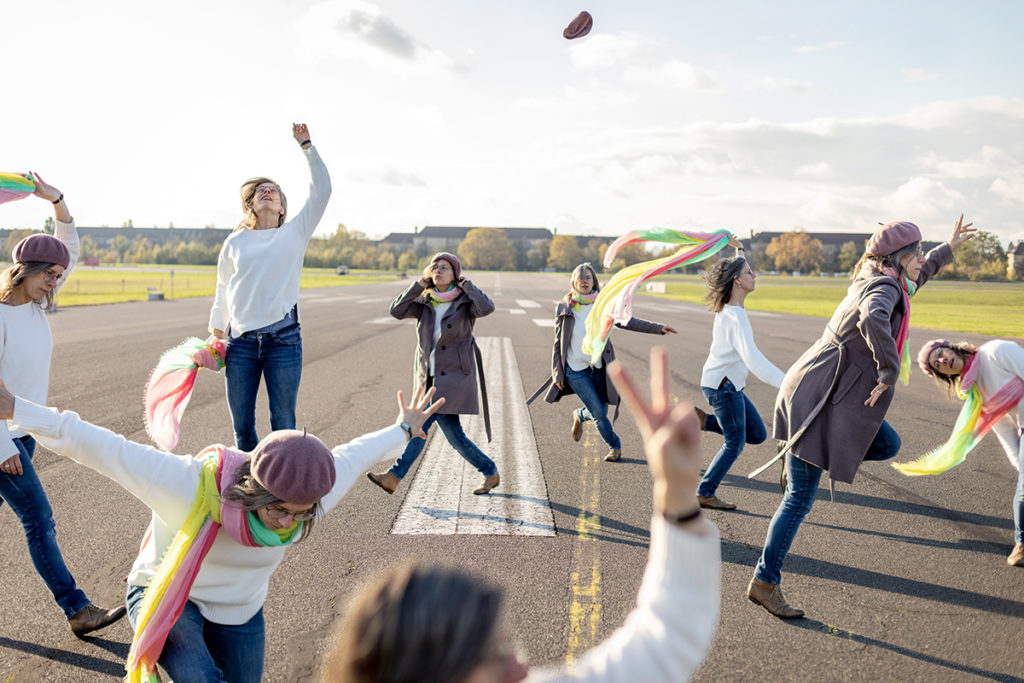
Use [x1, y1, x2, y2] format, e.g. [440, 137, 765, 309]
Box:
[526, 298, 667, 420]
[390, 279, 494, 434]
[774, 244, 953, 483]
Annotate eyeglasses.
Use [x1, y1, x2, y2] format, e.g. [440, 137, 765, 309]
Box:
[262, 504, 316, 521]
[254, 185, 281, 196]
[40, 269, 62, 284]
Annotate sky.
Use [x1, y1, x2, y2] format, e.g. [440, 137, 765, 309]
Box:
[3, 0, 1023, 245]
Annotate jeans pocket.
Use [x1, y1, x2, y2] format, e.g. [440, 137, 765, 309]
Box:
[275, 324, 302, 346]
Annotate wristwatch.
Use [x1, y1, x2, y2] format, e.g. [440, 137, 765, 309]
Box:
[399, 421, 413, 440]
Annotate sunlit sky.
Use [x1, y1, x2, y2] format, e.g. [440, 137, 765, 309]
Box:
[3, 0, 1023, 245]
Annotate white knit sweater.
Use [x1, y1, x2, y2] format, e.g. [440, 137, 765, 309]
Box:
[973, 340, 1024, 471]
[700, 305, 784, 391]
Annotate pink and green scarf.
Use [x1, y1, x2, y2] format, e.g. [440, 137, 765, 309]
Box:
[126, 446, 298, 682]
[894, 354, 1024, 475]
[144, 337, 226, 451]
[0, 172, 35, 205]
[568, 291, 596, 312]
[428, 284, 460, 307]
[878, 265, 917, 385]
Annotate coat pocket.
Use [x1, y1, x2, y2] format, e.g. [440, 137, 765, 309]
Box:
[458, 344, 473, 375]
[830, 365, 862, 405]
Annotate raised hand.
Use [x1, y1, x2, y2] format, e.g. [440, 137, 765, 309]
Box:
[29, 172, 62, 203]
[396, 385, 445, 439]
[292, 123, 311, 145]
[948, 213, 976, 250]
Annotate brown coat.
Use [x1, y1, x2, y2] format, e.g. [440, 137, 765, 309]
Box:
[390, 278, 494, 428]
[774, 244, 953, 483]
[526, 298, 667, 420]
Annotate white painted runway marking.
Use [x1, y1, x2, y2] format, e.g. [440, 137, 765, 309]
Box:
[369, 316, 401, 324]
[392, 337, 555, 536]
[533, 318, 555, 328]
[516, 299, 542, 308]
[302, 296, 348, 305]
[358, 297, 393, 305]
[509, 309, 526, 315]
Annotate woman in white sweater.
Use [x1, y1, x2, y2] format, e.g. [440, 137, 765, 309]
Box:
[0, 177, 126, 637]
[208, 123, 331, 451]
[324, 348, 720, 683]
[695, 253, 784, 511]
[0, 379, 441, 682]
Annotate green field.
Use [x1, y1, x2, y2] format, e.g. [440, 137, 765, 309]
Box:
[51, 265, 398, 307]
[645, 274, 1024, 338]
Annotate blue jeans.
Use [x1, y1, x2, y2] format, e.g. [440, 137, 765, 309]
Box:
[754, 420, 901, 584]
[225, 322, 302, 452]
[126, 584, 265, 682]
[1015, 439, 1024, 545]
[565, 365, 620, 450]
[389, 411, 497, 480]
[0, 436, 90, 618]
[699, 379, 768, 497]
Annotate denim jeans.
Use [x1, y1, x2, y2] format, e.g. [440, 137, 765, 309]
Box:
[754, 420, 901, 584]
[126, 584, 265, 683]
[699, 379, 768, 497]
[225, 322, 302, 452]
[0, 435, 90, 618]
[565, 365, 620, 450]
[1015, 440, 1024, 545]
[389, 411, 497, 480]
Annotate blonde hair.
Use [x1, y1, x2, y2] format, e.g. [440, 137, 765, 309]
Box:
[236, 177, 288, 231]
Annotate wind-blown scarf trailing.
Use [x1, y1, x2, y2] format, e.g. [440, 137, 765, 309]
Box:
[428, 284, 460, 307]
[126, 446, 299, 682]
[582, 228, 732, 363]
[144, 337, 226, 451]
[879, 265, 917, 385]
[893, 354, 1024, 476]
[0, 172, 35, 205]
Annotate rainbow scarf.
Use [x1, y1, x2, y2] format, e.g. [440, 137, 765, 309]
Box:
[878, 265, 917, 385]
[428, 284, 460, 307]
[127, 446, 298, 682]
[582, 228, 732, 362]
[0, 172, 35, 205]
[894, 354, 1024, 476]
[144, 338, 226, 451]
[568, 291, 596, 312]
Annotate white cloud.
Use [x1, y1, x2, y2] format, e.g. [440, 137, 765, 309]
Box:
[795, 162, 831, 178]
[793, 41, 846, 53]
[902, 67, 945, 83]
[760, 77, 815, 94]
[568, 33, 649, 69]
[882, 177, 965, 219]
[625, 59, 719, 91]
[991, 178, 1024, 202]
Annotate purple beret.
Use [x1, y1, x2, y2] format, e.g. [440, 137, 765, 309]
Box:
[430, 252, 462, 280]
[250, 430, 336, 506]
[13, 234, 71, 269]
[917, 339, 950, 378]
[866, 221, 922, 257]
[563, 11, 593, 40]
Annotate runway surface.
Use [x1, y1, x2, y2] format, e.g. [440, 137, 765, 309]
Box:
[1, 271, 1022, 681]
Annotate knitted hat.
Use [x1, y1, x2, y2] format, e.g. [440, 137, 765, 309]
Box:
[917, 339, 951, 377]
[13, 234, 71, 269]
[866, 222, 922, 257]
[430, 252, 462, 280]
[250, 430, 336, 505]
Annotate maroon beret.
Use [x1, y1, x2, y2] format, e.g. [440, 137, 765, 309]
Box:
[430, 252, 462, 280]
[866, 221, 922, 257]
[563, 11, 593, 40]
[917, 339, 950, 377]
[250, 430, 336, 506]
[13, 234, 71, 269]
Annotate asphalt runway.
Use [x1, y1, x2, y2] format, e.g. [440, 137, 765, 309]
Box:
[1, 272, 1022, 681]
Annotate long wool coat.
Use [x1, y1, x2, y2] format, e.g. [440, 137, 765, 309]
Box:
[527, 298, 666, 420]
[774, 244, 952, 483]
[390, 278, 494, 422]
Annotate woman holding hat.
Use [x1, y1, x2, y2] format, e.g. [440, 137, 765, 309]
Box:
[367, 252, 500, 495]
[0, 375, 443, 682]
[909, 338, 1024, 567]
[0, 176, 127, 636]
[747, 215, 975, 619]
[207, 123, 331, 452]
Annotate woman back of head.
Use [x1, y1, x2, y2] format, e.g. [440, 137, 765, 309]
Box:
[324, 563, 503, 683]
[702, 256, 747, 313]
[852, 221, 922, 278]
[237, 176, 289, 231]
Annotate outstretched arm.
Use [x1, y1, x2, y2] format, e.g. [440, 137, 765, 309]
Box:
[286, 122, 332, 242]
[30, 173, 79, 289]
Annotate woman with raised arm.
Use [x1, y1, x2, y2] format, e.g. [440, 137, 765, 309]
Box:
[367, 252, 500, 495]
[527, 262, 676, 462]
[207, 123, 331, 451]
[0, 377, 441, 682]
[325, 347, 720, 683]
[748, 216, 975, 619]
[0, 176, 126, 636]
[694, 251, 785, 511]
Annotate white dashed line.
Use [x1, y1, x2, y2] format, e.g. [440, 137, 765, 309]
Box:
[516, 299, 542, 308]
[532, 319, 555, 328]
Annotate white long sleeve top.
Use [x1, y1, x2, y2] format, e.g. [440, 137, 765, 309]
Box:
[531, 517, 720, 682]
[208, 146, 331, 337]
[700, 305, 784, 391]
[0, 219, 79, 458]
[973, 340, 1024, 471]
[11, 397, 406, 625]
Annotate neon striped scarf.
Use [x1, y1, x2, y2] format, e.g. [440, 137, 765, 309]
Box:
[894, 354, 1024, 476]
[144, 338, 226, 451]
[126, 446, 298, 682]
[880, 266, 917, 385]
[0, 172, 35, 205]
[428, 284, 460, 307]
[568, 291, 596, 312]
[583, 228, 732, 362]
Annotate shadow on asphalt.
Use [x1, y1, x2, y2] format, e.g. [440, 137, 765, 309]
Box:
[0, 635, 127, 677]
[786, 618, 1024, 682]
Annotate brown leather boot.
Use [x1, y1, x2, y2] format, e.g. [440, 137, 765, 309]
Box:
[694, 406, 708, 431]
[697, 494, 737, 510]
[473, 473, 500, 495]
[571, 413, 584, 442]
[68, 603, 127, 638]
[1008, 543, 1024, 567]
[367, 471, 400, 494]
[747, 577, 804, 619]
[604, 448, 621, 462]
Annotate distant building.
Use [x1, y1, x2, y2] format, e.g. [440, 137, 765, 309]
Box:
[376, 226, 555, 257]
[0, 226, 231, 250]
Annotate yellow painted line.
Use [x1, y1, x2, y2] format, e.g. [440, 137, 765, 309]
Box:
[566, 427, 603, 671]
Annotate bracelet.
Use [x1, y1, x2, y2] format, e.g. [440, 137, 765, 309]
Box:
[300, 140, 312, 148]
[52, 193, 64, 205]
[398, 421, 413, 441]
[662, 507, 701, 525]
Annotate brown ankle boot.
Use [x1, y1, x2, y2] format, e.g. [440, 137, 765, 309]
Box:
[747, 577, 804, 618]
[571, 413, 584, 442]
[473, 473, 500, 495]
[68, 603, 127, 638]
[1008, 543, 1024, 567]
[367, 471, 400, 494]
[694, 406, 708, 431]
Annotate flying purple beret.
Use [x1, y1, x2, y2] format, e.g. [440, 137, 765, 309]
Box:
[12, 234, 71, 269]
[250, 430, 336, 506]
[866, 222, 922, 257]
[563, 11, 593, 40]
